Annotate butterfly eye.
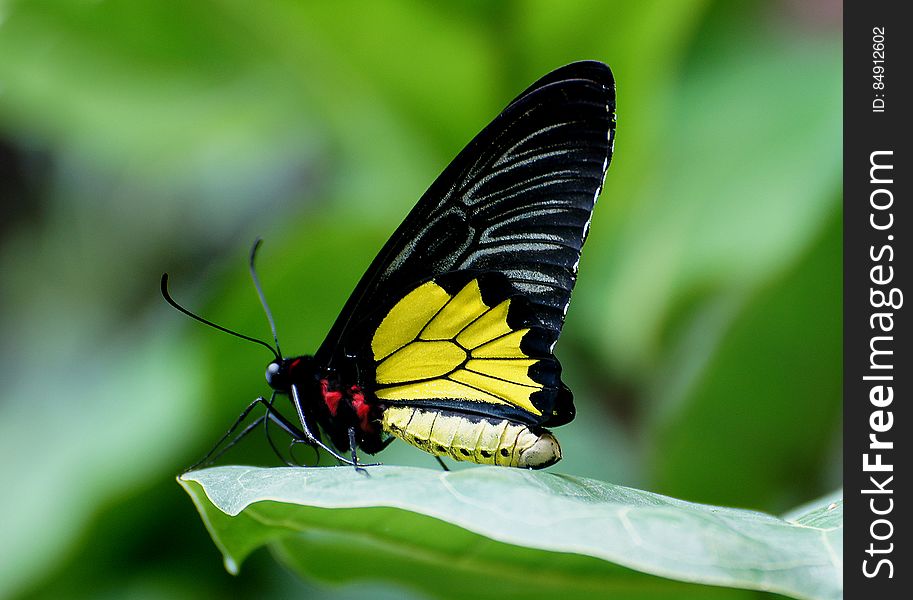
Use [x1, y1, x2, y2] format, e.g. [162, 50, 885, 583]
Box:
[265, 361, 282, 385]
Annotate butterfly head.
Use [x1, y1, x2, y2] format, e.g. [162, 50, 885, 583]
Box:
[265, 355, 317, 393]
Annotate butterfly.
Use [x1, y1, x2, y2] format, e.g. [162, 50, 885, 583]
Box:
[164, 61, 615, 470]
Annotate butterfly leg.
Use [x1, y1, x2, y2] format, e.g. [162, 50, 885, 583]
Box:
[196, 391, 360, 468]
[347, 427, 368, 475]
[271, 408, 375, 469]
[206, 412, 295, 467]
[262, 392, 295, 466]
[434, 456, 451, 472]
[185, 413, 266, 472]
[286, 383, 370, 466]
[185, 394, 290, 472]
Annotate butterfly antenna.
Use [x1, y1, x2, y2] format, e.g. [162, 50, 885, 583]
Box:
[161, 273, 280, 360]
[249, 238, 283, 358]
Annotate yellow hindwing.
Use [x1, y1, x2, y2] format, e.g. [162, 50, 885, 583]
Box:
[372, 278, 543, 416]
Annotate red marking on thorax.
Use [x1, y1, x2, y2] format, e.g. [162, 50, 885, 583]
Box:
[349, 385, 373, 432]
[319, 380, 375, 433]
[320, 379, 343, 416]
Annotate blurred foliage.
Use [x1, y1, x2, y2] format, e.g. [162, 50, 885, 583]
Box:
[0, 0, 840, 599]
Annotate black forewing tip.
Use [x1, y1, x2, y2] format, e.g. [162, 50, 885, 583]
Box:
[508, 61, 615, 110]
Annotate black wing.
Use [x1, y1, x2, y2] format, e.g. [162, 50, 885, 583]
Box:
[316, 61, 615, 373]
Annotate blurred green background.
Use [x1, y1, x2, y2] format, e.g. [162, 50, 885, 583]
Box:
[0, 0, 840, 598]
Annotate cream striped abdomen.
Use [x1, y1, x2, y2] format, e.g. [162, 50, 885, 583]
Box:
[381, 406, 561, 469]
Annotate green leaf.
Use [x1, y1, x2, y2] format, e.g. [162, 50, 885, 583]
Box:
[179, 466, 841, 600]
